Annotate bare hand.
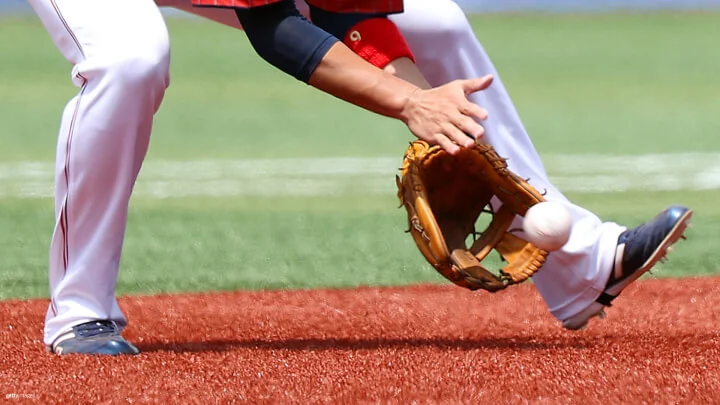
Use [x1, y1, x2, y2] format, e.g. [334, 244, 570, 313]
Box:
[400, 74, 493, 155]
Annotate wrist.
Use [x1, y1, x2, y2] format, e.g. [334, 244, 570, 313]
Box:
[394, 81, 422, 124]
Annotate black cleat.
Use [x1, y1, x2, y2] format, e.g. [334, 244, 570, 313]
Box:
[562, 205, 692, 330]
[51, 320, 139, 356]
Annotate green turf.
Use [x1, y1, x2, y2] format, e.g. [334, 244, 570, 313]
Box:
[470, 12, 720, 155]
[0, 13, 718, 300]
[1, 190, 717, 300]
[1, 13, 718, 161]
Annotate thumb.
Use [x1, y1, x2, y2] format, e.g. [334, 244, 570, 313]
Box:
[461, 74, 494, 94]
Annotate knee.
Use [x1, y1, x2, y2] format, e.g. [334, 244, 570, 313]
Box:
[394, 0, 474, 48]
[84, 30, 171, 97]
[425, 1, 472, 42]
[93, 33, 171, 110]
[108, 38, 171, 91]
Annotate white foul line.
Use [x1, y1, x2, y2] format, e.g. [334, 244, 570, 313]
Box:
[1, 153, 719, 198]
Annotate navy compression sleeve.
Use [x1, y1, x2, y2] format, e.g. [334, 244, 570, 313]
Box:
[235, 1, 339, 83]
[307, 5, 384, 40]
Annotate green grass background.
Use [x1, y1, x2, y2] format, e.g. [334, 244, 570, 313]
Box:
[1, 13, 718, 299]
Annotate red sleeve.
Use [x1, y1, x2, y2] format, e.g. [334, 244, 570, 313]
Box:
[343, 18, 415, 68]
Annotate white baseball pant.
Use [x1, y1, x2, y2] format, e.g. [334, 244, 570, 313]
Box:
[27, 0, 171, 346]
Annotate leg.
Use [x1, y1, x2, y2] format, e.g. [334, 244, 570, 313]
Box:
[27, 0, 171, 353]
[389, 0, 628, 323]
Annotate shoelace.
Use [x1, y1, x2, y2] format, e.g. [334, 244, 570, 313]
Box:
[73, 321, 118, 338]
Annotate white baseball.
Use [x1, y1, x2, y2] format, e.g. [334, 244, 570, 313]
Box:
[522, 202, 573, 251]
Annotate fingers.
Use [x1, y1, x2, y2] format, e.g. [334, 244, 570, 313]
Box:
[405, 76, 494, 153]
[442, 123, 475, 149]
[457, 77, 491, 139]
[457, 116, 485, 140]
[462, 101, 488, 121]
[461, 74, 494, 94]
[456, 101, 487, 139]
[434, 120, 478, 155]
[434, 135, 461, 155]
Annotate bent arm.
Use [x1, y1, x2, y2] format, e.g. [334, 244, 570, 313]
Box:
[235, 1, 420, 122]
[234, 1, 491, 153]
[307, 42, 421, 123]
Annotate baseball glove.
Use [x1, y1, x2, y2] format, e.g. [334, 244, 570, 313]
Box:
[396, 139, 548, 292]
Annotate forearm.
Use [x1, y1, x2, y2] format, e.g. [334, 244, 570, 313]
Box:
[383, 57, 432, 90]
[307, 6, 429, 117]
[307, 42, 420, 122]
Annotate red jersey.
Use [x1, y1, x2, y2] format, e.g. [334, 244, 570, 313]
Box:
[191, 0, 404, 14]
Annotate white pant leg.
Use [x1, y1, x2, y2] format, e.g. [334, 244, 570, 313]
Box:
[390, 0, 626, 321]
[27, 0, 171, 346]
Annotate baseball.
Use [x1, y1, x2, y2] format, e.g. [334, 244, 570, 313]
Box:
[522, 202, 573, 251]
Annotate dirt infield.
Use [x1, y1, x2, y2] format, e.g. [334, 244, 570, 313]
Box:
[1, 277, 719, 404]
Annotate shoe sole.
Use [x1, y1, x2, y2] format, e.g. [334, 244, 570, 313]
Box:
[562, 208, 693, 331]
[52, 336, 140, 356]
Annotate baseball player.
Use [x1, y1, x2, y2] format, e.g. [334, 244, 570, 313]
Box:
[176, 0, 691, 330]
[30, 0, 691, 354]
[27, 0, 492, 356]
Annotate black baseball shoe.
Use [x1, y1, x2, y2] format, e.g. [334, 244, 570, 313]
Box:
[50, 320, 139, 356]
[562, 205, 692, 330]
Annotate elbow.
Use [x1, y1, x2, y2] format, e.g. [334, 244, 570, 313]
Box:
[235, 5, 338, 82]
[249, 32, 337, 82]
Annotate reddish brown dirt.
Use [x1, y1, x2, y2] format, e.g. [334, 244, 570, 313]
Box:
[1, 277, 719, 404]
